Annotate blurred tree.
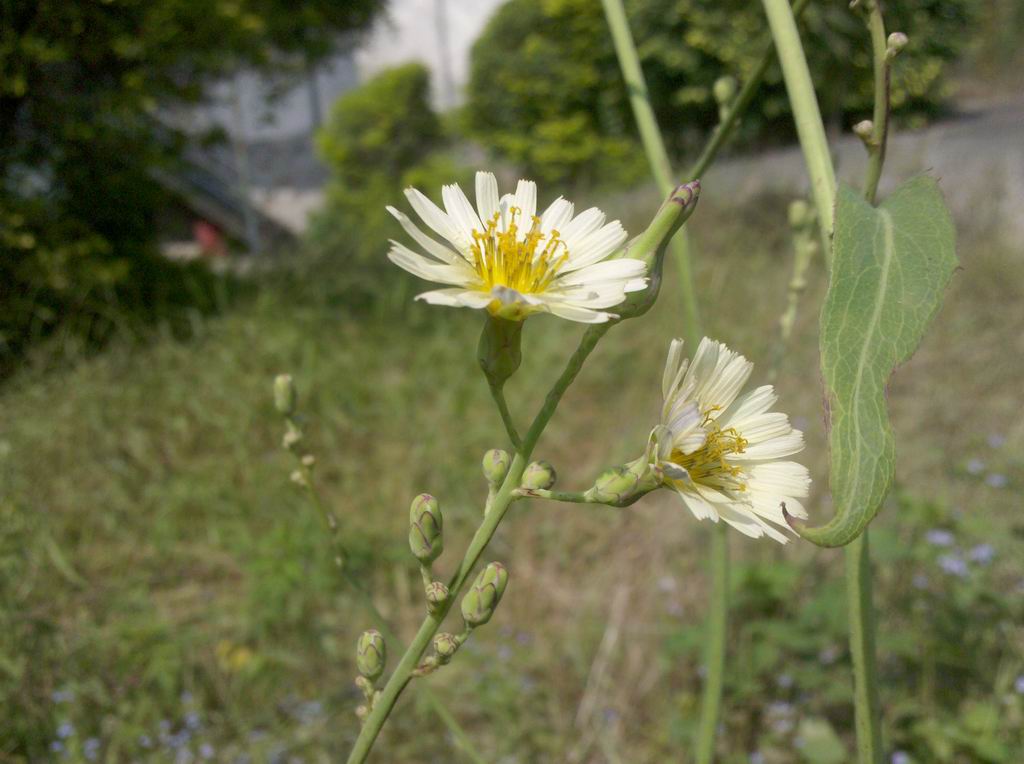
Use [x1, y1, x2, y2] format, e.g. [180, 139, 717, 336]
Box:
[0, 0, 383, 371]
[464, 0, 977, 184]
[309, 63, 471, 300]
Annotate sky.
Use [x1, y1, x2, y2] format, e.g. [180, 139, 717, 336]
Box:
[354, 0, 506, 109]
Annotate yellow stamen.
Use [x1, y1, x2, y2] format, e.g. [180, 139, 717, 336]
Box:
[669, 408, 748, 491]
[469, 209, 569, 295]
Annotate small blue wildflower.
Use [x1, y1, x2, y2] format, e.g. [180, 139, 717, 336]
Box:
[819, 645, 840, 664]
[969, 544, 995, 565]
[925, 529, 954, 547]
[180, 691, 194, 705]
[185, 711, 201, 730]
[938, 554, 968, 578]
[139, 734, 153, 749]
[602, 707, 620, 722]
[750, 753, 766, 764]
[515, 631, 532, 645]
[966, 458, 985, 475]
[985, 473, 1008, 489]
[83, 737, 100, 761]
[51, 689, 74, 704]
[776, 673, 794, 689]
[50, 741, 65, 754]
[892, 751, 911, 764]
[199, 742, 215, 759]
[1014, 674, 1024, 694]
[987, 434, 1006, 449]
[57, 722, 75, 739]
[169, 730, 191, 749]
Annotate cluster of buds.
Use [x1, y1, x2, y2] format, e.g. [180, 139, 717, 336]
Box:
[354, 630, 386, 721]
[274, 374, 314, 484]
[416, 561, 510, 676]
[409, 494, 449, 614]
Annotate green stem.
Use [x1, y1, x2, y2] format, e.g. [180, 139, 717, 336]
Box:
[290, 456, 486, 764]
[846, 533, 884, 764]
[600, 0, 699, 346]
[760, 0, 837, 261]
[862, 2, 890, 205]
[346, 323, 613, 763]
[695, 522, 729, 764]
[762, 1, 889, 759]
[685, 0, 812, 182]
[489, 383, 522, 450]
[844, 6, 889, 762]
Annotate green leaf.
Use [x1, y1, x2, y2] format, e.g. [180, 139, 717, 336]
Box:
[797, 717, 848, 764]
[795, 176, 957, 547]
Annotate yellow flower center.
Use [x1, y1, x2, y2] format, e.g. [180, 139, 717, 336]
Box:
[470, 208, 569, 295]
[669, 408, 748, 491]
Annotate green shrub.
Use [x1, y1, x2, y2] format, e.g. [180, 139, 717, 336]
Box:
[309, 64, 471, 297]
[0, 0, 384, 373]
[464, 0, 977, 184]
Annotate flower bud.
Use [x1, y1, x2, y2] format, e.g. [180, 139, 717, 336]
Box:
[584, 456, 662, 507]
[521, 460, 556, 490]
[409, 494, 444, 563]
[356, 629, 386, 681]
[301, 454, 315, 468]
[612, 180, 701, 321]
[853, 120, 874, 143]
[461, 562, 509, 627]
[787, 199, 812, 229]
[433, 633, 460, 663]
[713, 76, 737, 107]
[273, 374, 297, 416]
[482, 449, 511, 486]
[424, 581, 449, 613]
[282, 429, 302, 451]
[886, 32, 908, 59]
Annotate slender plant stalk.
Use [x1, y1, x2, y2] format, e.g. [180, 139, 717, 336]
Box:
[685, 0, 812, 182]
[846, 533, 883, 763]
[600, 0, 700, 347]
[489, 383, 522, 450]
[862, 2, 890, 204]
[287, 451, 487, 764]
[843, 6, 890, 762]
[601, 3, 813, 757]
[346, 324, 612, 763]
[760, 0, 837, 260]
[762, 0, 891, 760]
[694, 521, 729, 764]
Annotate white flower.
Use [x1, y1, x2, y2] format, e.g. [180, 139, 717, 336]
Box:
[652, 338, 811, 543]
[386, 171, 647, 323]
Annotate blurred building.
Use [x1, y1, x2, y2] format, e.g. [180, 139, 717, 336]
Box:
[157, 0, 504, 255]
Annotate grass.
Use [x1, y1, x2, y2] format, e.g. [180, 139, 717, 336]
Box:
[1, 184, 1022, 763]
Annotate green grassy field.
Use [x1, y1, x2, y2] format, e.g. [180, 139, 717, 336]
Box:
[2, 186, 1022, 763]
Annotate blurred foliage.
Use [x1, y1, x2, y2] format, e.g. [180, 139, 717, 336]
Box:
[1, 185, 1020, 760]
[663, 491, 1024, 763]
[464, 0, 977, 183]
[309, 63, 472, 292]
[0, 0, 383, 373]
